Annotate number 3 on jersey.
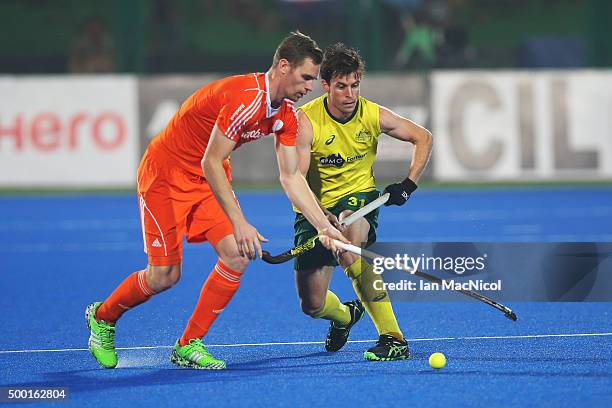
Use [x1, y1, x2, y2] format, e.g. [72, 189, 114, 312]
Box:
[347, 196, 366, 208]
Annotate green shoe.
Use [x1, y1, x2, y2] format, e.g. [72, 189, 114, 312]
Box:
[364, 334, 410, 361]
[171, 339, 226, 370]
[85, 302, 118, 369]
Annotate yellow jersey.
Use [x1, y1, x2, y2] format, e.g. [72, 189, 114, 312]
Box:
[300, 94, 380, 208]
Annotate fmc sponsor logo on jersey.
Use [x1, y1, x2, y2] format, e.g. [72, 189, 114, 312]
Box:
[319, 152, 368, 168]
[320, 153, 345, 167]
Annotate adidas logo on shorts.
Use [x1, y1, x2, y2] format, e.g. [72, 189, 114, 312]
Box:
[152, 238, 162, 248]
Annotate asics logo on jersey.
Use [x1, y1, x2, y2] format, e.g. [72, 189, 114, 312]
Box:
[325, 134, 336, 145]
[320, 153, 345, 168]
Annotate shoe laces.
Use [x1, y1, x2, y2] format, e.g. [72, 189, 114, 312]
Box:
[185, 338, 212, 357]
[376, 334, 397, 346]
[330, 321, 348, 330]
[98, 321, 116, 350]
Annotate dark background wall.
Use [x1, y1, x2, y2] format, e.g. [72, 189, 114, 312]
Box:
[1, 0, 608, 75]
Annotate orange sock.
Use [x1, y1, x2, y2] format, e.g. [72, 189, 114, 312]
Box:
[179, 259, 242, 345]
[96, 270, 156, 324]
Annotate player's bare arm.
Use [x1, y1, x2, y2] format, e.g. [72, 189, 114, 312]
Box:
[203, 124, 267, 260]
[296, 110, 314, 177]
[297, 111, 342, 230]
[379, 105, 432, 182]
[274, 135, 346, 250]
[379, 105, 433, 206]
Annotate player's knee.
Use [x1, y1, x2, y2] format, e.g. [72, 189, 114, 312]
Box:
[215, 236, 250, 272]
[300, 297, 325, 317]
[340, 252, 361, 276]
[219, 252, 250, 273]
[301, 304, 323, 318]
[338, 209, 354, 223]
[147, 264, 181, 292]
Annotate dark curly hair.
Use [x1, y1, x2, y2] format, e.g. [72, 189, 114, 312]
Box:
[320, 43, 365, 84]
[273, 31, 323, 67]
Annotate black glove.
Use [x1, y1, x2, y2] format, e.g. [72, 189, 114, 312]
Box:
[383, 178, 417, 206]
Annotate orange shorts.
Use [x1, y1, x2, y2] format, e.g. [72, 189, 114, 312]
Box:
[136, 148, 234, 266]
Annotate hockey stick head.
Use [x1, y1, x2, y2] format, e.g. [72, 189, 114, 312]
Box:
[504, 309, 518, 321]
[262, 236, 319, 264]
[262, 194, 389, 265]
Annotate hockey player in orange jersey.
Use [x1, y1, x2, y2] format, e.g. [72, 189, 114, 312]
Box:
[85, 31, 346, 370]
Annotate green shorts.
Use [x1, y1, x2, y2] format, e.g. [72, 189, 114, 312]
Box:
[293, 190, 381, 271]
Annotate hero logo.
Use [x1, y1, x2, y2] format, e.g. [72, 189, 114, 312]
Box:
[0, 112, 126, 151]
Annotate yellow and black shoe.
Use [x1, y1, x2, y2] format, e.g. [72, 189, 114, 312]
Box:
[364, 334, 410, 361]
[325, 299, 365, 352]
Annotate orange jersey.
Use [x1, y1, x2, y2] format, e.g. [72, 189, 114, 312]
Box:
[149, 72, 298, 177]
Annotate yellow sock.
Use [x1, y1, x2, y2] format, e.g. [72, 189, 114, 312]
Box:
[344, 258, 403, 339]
[312, 290, 351, 326]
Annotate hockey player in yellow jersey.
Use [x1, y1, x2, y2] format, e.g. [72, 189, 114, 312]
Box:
[294, 43, 433, 360]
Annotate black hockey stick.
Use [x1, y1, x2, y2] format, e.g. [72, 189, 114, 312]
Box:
[261, 193, 389, 264]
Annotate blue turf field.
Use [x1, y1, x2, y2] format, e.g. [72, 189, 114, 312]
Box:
[1, 187, 612, 407]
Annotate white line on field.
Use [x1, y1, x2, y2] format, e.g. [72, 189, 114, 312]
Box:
[1, 332, 611, 354]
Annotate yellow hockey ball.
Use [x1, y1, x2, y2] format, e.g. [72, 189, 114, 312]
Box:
[429, 352, 446, 369]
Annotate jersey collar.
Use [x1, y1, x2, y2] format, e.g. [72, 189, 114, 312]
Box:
[324, 96, 359, 124]
[265, 72, 281, 118]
